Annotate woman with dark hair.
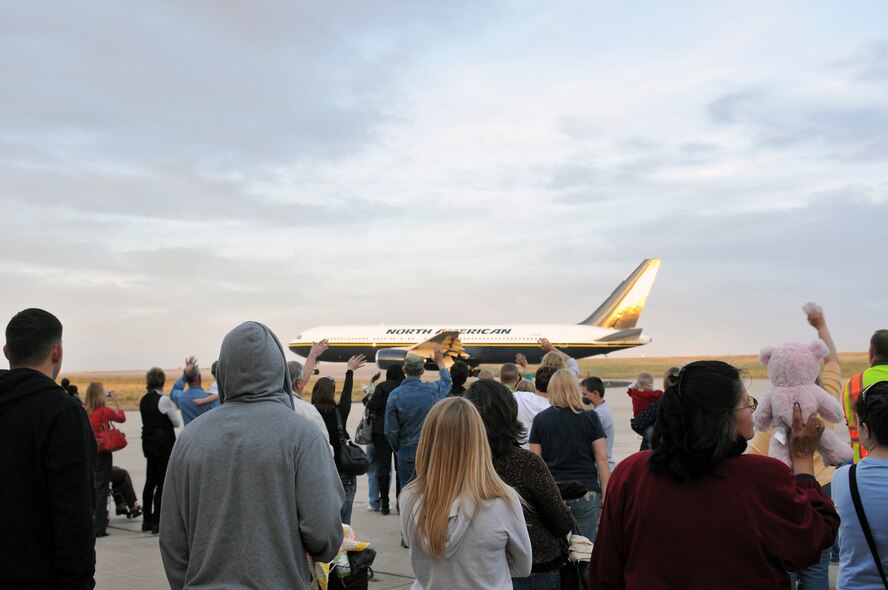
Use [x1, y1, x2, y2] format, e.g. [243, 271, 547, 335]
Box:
[832, 380, 888, 589]
[465, 380, 572, 590]
[367, 363, 405, 515]
[448, 361, 471, 396]
[140, 366, 179, 533]
[312, 355, 365, 525]
[589, 360, 839, 589]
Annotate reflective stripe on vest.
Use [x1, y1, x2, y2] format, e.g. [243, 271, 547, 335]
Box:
[844, 371, 868, 463]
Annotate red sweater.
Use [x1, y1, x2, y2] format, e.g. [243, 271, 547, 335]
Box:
[588, 452, 838, 590]
[88, 405, 125, 437]
[627, 387, 663, 416]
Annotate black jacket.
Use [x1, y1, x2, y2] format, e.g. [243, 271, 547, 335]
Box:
[366, 378, 403, 435]
[139, 390, 176, 458]
[0, 369, 96, 589]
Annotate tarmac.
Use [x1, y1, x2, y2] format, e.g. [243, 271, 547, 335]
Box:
[95, 377, 842, 589]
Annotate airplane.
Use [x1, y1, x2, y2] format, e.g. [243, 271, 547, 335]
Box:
[288, 259, 661, 371]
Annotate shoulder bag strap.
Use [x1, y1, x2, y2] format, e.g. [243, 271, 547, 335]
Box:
[333, 406, 349, 445]
[849, 463, 888, 588]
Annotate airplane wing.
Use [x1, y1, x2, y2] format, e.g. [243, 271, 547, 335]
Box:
[406, 330, 467, 367]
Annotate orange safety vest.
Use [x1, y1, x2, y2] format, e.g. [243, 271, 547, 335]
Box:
[842, 363, 888, 463]
[843, 372, 868, 463]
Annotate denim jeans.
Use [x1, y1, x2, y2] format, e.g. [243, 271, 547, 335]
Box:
[397, 449, 417, 492]
[366, 442, 379, 509]
[512, 569, 560, 590]
[789, 483, 831, 590]
[566, 491, 600, 543]
[339, 473, 357, 526]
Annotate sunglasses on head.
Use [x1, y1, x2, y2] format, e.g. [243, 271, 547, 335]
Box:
[860, 381, 888, 404]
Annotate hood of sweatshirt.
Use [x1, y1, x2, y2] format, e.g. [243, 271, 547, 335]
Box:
[402, 488, 478, 560]
[0, 368, 63, 417]
[216, 321, 294, 410]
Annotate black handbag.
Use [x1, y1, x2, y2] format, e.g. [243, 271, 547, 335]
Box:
[335, 407, 370, 476]
[559, 519, 590, 590]
[354, 403, 374, 445]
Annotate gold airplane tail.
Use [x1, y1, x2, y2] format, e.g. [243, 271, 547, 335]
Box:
[579, 259, 661, 329]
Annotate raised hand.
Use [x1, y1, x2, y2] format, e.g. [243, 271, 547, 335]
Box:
[433, 346, 446, 368]
[347, 354, 367, 371]
[371, 372, 382, 383]
[309, 339, 329, 359]
[515, 353, 528, 370]
[538, 338, 556, 352]
[804, 303, 825, 330]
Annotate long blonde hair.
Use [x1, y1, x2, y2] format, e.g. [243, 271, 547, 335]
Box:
[405, 397, 515, 559]
[547, 369, 587, 414]
[84, 382, 106, 415]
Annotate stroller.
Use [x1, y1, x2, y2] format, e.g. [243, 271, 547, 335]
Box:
[312, 525, 376, 590]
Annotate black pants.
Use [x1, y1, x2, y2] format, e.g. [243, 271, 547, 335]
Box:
[372, 433, 398, 506]
[94, 452, 112, 535]
[143, 453, 169, 526]
[110, 466, 137, 508]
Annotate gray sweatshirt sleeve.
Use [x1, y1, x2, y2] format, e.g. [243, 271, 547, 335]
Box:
[295, 430, 345, 563]
[159, 448, 189, 590]
[504, 493, 533, 578]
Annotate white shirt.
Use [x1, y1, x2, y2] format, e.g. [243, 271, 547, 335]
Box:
[593, 401, 616, 471]
[153, 389, 182, 428]
[513, 390, 551, 449]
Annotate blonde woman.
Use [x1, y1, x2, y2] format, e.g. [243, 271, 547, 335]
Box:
[538, 338, 580, 377]
[85, 382, 126, 537]
[529, 368, 609, 542]
[400, 397, 532, 589]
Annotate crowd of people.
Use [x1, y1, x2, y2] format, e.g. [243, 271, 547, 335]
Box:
[1, 306, 887, 589]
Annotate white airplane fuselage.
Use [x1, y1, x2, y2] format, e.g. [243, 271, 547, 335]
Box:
[288, 259, 661, 368]
[288, 323, 650, 366]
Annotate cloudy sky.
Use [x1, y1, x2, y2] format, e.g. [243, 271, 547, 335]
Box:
[2, 1, 886, 371]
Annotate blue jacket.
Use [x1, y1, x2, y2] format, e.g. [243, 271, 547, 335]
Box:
[171, 379, 220, 426]
[385, 369, 451, 452]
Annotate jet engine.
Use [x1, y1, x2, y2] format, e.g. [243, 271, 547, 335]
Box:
[376, 348, 408, 370]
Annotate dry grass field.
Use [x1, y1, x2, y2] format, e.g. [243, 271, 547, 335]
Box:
[62, 352, 870, 410]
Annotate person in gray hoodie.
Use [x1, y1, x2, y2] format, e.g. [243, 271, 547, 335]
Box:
[160, 321, 345, 590]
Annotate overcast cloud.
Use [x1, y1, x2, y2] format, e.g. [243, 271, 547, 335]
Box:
[1, 1, 886, 371]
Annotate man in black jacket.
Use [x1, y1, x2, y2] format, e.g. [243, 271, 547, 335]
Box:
[366, 364, 404, 515]
[0, 308, 96, 589]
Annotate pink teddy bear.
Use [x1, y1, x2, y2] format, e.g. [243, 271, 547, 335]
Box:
[753, 339, 853, 467]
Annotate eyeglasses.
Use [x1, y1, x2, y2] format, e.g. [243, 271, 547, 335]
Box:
[737, 396, 758, 412]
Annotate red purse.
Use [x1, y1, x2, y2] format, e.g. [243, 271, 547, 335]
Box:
[96, 424, 127, 453]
